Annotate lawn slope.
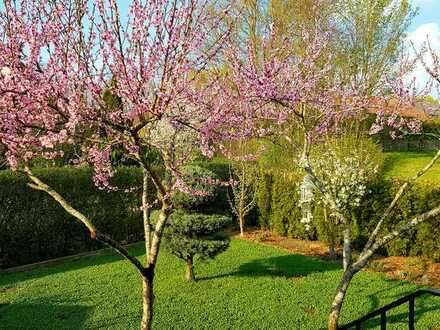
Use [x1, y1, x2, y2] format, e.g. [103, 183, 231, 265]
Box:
[1, 239, 439, 329]
[383, 152, 440, 183]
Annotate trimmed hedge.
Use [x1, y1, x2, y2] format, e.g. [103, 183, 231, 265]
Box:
[256, 172, 440, 261]
[0, 167, 144, 268]
[0, 162, 230, 268]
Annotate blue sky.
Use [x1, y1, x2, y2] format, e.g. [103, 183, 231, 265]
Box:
[407, 0, 440, 93]
[411, 0, 440, 30]
[409, 0, 440, 42]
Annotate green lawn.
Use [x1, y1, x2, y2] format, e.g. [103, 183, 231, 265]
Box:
[382, 152, 440, 183]
[1, 240, 440, 329]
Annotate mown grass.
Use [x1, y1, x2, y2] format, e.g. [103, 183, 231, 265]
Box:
[1, 239, 440, 329]
[382, 152, 440, 183]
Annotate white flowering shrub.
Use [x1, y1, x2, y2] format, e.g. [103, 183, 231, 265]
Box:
[314, 151, 378, 214]
[299, 136, 383, 229]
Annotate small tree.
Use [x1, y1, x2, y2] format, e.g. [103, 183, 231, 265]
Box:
[309, 137, 383, 266]
[163, 212, 230, 281]
[228, 161, 257, 236]
[162, 165, 231, 281]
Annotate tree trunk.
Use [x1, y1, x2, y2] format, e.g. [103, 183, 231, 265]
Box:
[141, 271, 154, 330]
[328, 243, 336, 260]
[328, 268, 356, 330]
[239, 215, 244, 237]
[186, 257, 195, 282]
[342, 225, 352, 271]
[324, 207, 336, 260]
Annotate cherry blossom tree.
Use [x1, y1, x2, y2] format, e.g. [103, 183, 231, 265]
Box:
[0, 1, 239, 329]
[222, 21, 440, 329]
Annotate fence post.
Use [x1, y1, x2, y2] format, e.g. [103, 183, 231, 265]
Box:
[381, 311, 387, 330]
[409, 297, 415, 330]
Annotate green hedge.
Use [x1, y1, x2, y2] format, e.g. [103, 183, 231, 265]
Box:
[256, 172, 440, 261]
[0, 163, 230, 268]
[0, 167, 144, 268]
[356, 179, 440, 261]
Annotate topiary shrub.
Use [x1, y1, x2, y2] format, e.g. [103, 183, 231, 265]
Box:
[154, 211, 231, 281]
[156, 164, 232, 281]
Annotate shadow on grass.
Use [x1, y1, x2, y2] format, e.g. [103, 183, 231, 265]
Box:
[340, 278, 440, 330]
[0, 302, 93, 329]
[0, 243, 145, 288]
[359, 302, 440, 329]
[199, 253, 340, 281]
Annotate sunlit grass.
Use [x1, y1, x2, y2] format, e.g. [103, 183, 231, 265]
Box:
[1, 239, 439, 329]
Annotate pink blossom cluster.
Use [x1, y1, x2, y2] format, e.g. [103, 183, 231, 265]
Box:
[219, 25, 371, 141]
[0, 0, 238, 197]
[201, 176, 240, 188]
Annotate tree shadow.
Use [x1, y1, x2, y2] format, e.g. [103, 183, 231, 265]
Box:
[364, 279, 414, 312]
[0, 302, 93, 329]
[198, 253, 340, 281]
[340, 276, 440, 330]
[0, 243, 145, 288]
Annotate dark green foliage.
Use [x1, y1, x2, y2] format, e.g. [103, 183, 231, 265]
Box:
[0, 167, 144, 268]
[255, 172, 318, 240]
[374, 117, 440, 152]
[154, 163, 231, 280]
[269, 175, 312, 239]
[255, 169, 440, 261]
[156, 211, 231, 280]
[256, 171, 273, 229]
[170, 165, 219, 211]
[166, 212, 231, 238]
[165, 213, 230, 261]
[351, 178, 440, 261]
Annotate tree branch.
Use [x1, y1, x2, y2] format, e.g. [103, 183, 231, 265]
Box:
[23, 166, 146, 274]
[356, 204, 440, 270]
[362, 148, 440, 254]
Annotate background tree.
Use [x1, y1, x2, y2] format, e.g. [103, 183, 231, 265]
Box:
[228, 162, 257, 236]
[333, 0, 414, 96]
[227, 140, 258, 237]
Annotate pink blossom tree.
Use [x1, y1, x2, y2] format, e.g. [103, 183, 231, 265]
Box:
[0, 1, 239, 329]
[222, 23, 440, 329]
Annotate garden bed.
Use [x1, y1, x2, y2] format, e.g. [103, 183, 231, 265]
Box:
[240, 229, 440, 289]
